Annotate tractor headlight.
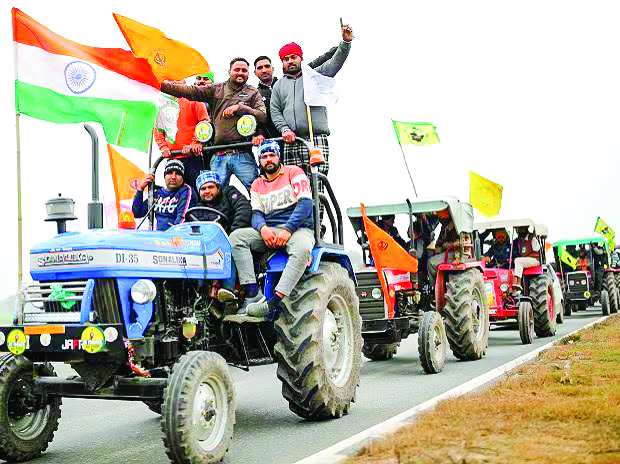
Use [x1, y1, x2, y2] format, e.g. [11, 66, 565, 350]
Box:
[131, 279, 157, 304]
[500, 283, 509, 292]
[581, 279, 586, 285]
[569, 280, 575, 286]
[371, 288, 382, 299]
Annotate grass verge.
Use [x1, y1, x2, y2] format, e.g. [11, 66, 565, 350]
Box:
[345, 315, 620, 464]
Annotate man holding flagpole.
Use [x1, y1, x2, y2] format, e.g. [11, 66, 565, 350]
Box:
[270, 22, 354, 188]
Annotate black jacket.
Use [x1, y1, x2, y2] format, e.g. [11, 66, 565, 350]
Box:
[190, 186, 251, 233]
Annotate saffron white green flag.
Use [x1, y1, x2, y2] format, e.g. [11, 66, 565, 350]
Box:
[13, 8, 160, 153]
[302, 63, 338, 106]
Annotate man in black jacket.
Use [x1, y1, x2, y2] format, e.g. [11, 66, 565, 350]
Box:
[191, 170, 251, 234]
[190, 170, 252, 302]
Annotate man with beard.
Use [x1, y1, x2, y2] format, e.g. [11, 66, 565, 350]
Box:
[161, 58, 267, 190]
[229, 140, 314, 317]
[252, 49, 338, 142]
[132, 159, 196, 231]
[194, 71, 214, 87]
[270, 23, 353, 190]
[191, 170, 251, 234]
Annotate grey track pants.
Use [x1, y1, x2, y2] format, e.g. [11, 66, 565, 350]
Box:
[229, 226, 315, 296]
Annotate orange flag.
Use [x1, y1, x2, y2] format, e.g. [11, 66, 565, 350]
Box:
[360, 204, 418, 316]
[113, 13, 209, 83]
[108, 144, 146, 216]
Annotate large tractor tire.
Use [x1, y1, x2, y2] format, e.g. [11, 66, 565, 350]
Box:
[362, 342, 399, 361]
[418, 311, 446, 374]
[518, 301, 534, 344]
[603, 273, 619, 314]
[274, 263, 362, 420]
[615, 274, 620, 306]
[0, 354, 62, 462]
[530, 275, 556, 338]
[601, 290, 610, 315]
[162, 351, 235, 464]
[442, 269, 490, 361]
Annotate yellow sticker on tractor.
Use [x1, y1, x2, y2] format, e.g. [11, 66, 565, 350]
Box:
[7, 329, 27, 356]
[80, 326, 105, 354]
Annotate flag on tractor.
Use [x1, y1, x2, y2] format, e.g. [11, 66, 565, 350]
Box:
[107, 144, 146, 218]
[113, 13, 209, 83]
[594, 217, 616, 251]
[559, 247, 577, 270]
[360, 204, 418, 317]
[12, 8, 160, 153]
[469, 171, 503, 217]
[302, 63, 338, 106]
[392, 120, 440, 146]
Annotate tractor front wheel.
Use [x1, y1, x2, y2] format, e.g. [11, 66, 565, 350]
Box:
[442, 269, 490, 361]
[518, 301, 534, 344]
[530, 275, 556, 338]
[162, 351, 235, 464]
[362, 342, 399, 361]
[601, 290, 610, 315]
[275, 263, 362, 420]
[0, 354, 62, 463]
[603, 272, 618, 314]
[418, 311, 446, 374]
[564, 301, 573, 317]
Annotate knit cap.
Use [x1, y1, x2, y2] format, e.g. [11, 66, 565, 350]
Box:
[164, 159, 184, 177]
[258, 140, 281, 158]
[196, 170, 221, 190]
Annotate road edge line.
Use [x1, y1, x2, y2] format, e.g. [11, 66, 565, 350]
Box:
[292, 315, 611, 464]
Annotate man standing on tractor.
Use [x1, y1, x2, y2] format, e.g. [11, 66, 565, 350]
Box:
[576, 246, 590, 271]
[229, 140, 314, 317]
[512, 226, 541, 291]
[132, 159, 197, 231]
[161, 58, 267, 191]
[428, 209, 460, 285]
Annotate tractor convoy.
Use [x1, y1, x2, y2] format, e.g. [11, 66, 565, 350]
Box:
[0, 140, 614, 464]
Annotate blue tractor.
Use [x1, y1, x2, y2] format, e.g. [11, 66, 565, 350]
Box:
[0, 140, 362, 464]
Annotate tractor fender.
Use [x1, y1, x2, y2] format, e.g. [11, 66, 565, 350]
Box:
[265, 248, 356, 283]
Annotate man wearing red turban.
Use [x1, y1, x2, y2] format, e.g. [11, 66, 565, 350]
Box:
[270, 22, 354, 221]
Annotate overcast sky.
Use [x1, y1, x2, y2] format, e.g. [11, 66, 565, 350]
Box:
[1, 0, 619, 301]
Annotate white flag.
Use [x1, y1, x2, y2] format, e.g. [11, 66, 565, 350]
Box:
[302, 63, 338, 106]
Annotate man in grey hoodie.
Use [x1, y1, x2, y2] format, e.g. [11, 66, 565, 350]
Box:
[270, 23, 354, 187]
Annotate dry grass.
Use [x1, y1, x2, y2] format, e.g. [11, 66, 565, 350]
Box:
[345, 316, 620, 464]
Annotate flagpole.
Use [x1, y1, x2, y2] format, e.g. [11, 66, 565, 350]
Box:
[15, 113, 24, 321]
[306, 105, 314, 145]
[398, 143, 418, 198]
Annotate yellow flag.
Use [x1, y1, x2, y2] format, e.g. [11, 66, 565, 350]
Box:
[469, 171, 503, 217]
[113, 13, 209, 83]
[107, 144, 146, 216]
[594, 217, 616, 250]
[559, 248, 577, 270]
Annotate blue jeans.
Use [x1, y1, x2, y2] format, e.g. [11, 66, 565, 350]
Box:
[210, 151, 258, 191]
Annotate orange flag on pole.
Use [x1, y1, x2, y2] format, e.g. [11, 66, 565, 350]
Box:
[107, 144, 146, 217]
[360, 203, 418, 315]
[113, 13, 209, 83]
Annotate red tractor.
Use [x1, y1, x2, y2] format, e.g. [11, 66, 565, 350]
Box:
[347, 196, 490, 374]
[473, 220, 557, 344]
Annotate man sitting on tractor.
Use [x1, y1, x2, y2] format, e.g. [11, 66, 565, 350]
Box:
[378, 214, 407, 249]
[484, 229, 511, 268]
[229, 140, 314, 317]
[512, 226, 541, 291]
[132, 159, 197, 231]
[576, 246, 590, 271]
[428, 209, 460, 285]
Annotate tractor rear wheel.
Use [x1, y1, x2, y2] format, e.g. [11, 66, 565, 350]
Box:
[275, 263, 362, 420]
[162, 351, 235, 464]
[362, 342, 399, 361]
[518, 301, 534, 344]
[603, 273, 619, 314]
[0, 354, 62, 462]
[418, 311, 446, 374]
[601, 290, 610, 315]
[530, 275, 556, 337]
[442, 269, 489, 361]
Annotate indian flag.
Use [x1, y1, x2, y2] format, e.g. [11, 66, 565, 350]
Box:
[13, 8, 160, 153]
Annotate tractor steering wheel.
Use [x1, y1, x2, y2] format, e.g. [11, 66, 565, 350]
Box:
[185, 206, 228, 223]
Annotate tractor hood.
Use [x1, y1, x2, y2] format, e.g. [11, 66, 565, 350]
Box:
[30, 223, 232, 281]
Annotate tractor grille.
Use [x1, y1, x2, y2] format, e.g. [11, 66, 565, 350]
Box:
[22, 279, 120, 324]
[355, 269, 386, 321]
[567, 272, 588, 294]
